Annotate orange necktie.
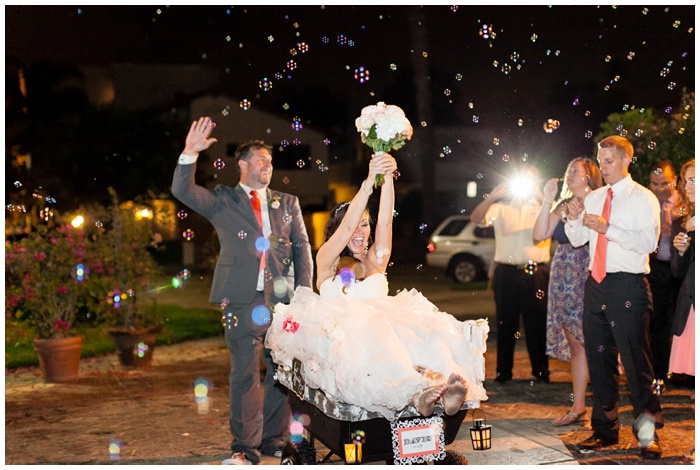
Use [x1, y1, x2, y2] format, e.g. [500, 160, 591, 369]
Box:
[591, 187, 613, 283]
[250, 191, 266, 272]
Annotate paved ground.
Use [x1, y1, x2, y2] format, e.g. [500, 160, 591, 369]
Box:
[4, 265, 696, 465]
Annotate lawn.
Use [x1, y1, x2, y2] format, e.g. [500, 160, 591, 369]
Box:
[5, 305, 222, 370]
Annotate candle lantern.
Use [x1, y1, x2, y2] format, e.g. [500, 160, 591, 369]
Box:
[344, 429, 365, 463]
[469, 409, 492, 451]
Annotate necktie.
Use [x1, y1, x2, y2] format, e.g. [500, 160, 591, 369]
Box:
[591, 187, 613, 283]
[250, 191, 266, 273]
[250, 190, 263, 228]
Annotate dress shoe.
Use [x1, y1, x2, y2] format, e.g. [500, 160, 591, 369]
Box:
[494, 374, 511, 383]
[640, 439, 662, 459]
[578, 433, 618, 450]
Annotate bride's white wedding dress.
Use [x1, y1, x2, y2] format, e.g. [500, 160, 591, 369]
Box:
[265, 272, 489, 420]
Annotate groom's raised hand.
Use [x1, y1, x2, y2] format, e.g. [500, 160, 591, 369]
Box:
[184, 116, 218, 156]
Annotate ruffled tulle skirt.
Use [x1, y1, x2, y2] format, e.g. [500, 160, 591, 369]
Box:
[266, 286, 489, 420]
[669, 305, 695, 376]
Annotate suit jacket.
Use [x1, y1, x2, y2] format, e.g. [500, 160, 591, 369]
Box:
[172, 162, 313, 306]
[670, 218, 695, 336]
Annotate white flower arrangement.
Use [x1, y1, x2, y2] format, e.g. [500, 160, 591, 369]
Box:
[355, 102, 413, 187]
[269, 195, 281, 209]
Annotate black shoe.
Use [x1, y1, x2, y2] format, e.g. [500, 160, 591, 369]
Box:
[494, 375, 511, 383]
[259, 441, 284, 458]
[641, 439, 662, 459]
[535, 371, 550, 383]
[578, 433, 618, 450]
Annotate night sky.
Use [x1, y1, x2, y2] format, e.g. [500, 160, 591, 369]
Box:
[6, 4, 696, 190]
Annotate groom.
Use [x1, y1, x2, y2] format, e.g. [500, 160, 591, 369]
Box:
[171, 117, 313, 465]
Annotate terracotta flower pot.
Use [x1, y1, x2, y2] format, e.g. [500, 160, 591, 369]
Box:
[32, 335, 84, 383]
[108, 325, 162, 368]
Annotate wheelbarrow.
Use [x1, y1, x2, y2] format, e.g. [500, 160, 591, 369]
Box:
[276, 359, 470, 465]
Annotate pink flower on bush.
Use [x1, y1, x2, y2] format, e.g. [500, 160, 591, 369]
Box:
[282, 317, 300, 334]
[54, 318, 70, 335]
[57, 285, 69, 295]
[34, 252, 47, 262]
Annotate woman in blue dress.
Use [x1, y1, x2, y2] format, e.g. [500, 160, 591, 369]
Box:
[533, 157, 602, 426]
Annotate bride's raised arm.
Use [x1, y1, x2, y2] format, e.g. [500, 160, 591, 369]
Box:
[316, 154, 396, 279]
[366, 156, 396, 273]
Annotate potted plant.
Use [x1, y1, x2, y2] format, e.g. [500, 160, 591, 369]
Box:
[5, 222, 92, 382]
[98, 189, 165, 368]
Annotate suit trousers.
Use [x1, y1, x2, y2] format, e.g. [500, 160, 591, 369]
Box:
[582, 273, 663, 441]
[647, 259, 681, 378]
[224, 291, 291, 463]
[492, 262, 550, 381]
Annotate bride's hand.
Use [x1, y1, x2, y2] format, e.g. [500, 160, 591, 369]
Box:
[370, 154, 397, 177]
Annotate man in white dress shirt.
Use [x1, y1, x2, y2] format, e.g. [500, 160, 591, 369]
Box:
[565, 136, 662, 459]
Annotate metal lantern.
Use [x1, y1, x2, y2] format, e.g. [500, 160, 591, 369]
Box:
[344, 430, 364, 463]
[469, 409, 492, 451]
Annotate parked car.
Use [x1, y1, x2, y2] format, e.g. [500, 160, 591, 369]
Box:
[426, 215, 495, 284]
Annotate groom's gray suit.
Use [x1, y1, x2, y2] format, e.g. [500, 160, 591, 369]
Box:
[172, 160, 313, 463]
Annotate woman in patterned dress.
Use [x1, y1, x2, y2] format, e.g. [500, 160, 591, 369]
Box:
[533, 157, 602, 426]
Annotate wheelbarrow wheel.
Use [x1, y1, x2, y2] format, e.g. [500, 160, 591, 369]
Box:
[280, 438, 316, 465]
[438, 449, 469, 465]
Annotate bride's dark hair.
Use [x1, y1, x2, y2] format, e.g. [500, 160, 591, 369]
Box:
[324, 202, 373, 260]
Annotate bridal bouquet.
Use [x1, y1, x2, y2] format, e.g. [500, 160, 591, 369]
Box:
[355, 102, 413, 187]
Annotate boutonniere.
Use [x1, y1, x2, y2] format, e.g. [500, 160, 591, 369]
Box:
[269, 195, 281, 209]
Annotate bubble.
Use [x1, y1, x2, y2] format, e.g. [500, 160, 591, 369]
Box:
[337, 34, 347, 45]
[518, 119, 524, 127]
[442, 146, 452, 155]
[283, 213, 293, 225]
[390, 63, 397, 71]
[514, 331, 522, 340]
[240, 99, 251, 111]
[416, 264, 423, 270]
[291, 117, 303, 132]
[222, 312, 238, 329]
[421, 121, 428, 127]
[297, 42, 309, 53]
[259, 77, 273, 92]
[338, 267, 356, 287]
[255, 236, 271, 253]
[536, 289, 544, 300]
[543, 119, 560, 133]
[673, 20, 681, 28]
[668, 82, 676, 90]
[354, 66, 370, 83]
[523, 261, 538, 275]
[213, 158, 226, 170]
[287, 60, 297, 70]
[501, 64, 511, 75]
[501, 154, 510, 162]
[419, 223, 428, 233]
[182, 229, 195, 241]
[601, 304, 607, 311]
[648, 142, 657, 150]
[296, 160, 306, 168]
[487, 149, 493, 156]
[531, 33, 538, 42]
[180, 269, 191, 281]
[220, 298, 230, 310]
[109, 439, 122, 460]
[568, 393, 575, 404]
[652, 378, 665, 395]
[598, 345, 604, 352]
[455, 73, 462, 81]
[323, 138, 331, 145]
[642, 7, 649, 14]
[493, 138, 500, 146]
[273, 278, 288, 297]
[480, 24, 494, 40]
[137, 342, 149, 358]
[251, 305, 271, 326]
[604, 55, 612, 63]
[476, 173, 483, 179]
[237, 230, 248, 240]
[444, 88, 451, 96]
[282, 103, 290, 111]
[585, 130, 593, 139]
[472, 115, 479, 124]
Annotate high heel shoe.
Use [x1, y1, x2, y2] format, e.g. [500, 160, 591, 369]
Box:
[552, 410, 586, 426]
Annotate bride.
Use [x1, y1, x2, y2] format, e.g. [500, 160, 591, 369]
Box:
[265, 153, 488, 421]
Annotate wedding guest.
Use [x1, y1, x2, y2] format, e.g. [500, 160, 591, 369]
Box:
[565, 136, 662, 459]
[471, 164, 551, 384]
[669, 159, 695, 463]
[171, 117, 313, 466]
[647, 160, 682, 383]
[533, 157, 602, 426]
